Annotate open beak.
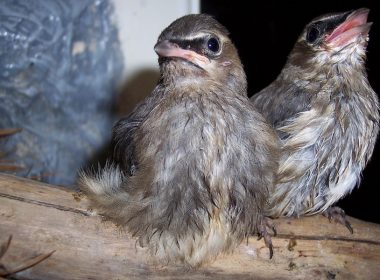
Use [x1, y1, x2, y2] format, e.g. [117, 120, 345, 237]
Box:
[154, 40, 210, 67]
[325, 8, 372, 47]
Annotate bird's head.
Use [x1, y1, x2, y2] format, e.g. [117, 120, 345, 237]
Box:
[154, 14, 246, 94]
[290, 8, 372, 67]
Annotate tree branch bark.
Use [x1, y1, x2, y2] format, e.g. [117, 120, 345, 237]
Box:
[0, 173, 379, 279]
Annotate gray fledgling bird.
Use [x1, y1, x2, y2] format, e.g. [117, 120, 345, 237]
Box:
[80, 14, 279, 267]
[252, 8, 379, 231]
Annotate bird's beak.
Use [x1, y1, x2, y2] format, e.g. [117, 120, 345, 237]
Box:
[154, 40, 211, 67]
[325, 8, 372, 47]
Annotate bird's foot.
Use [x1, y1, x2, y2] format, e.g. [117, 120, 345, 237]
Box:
[323, 206, 353, 234]
[257, 216, 277, 259]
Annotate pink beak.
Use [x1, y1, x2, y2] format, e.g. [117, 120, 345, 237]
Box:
[325, 8, 372, 47]
[154, 40, 210, 67]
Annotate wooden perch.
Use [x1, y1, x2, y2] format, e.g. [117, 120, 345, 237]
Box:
[0, 128, 23, 173]
[0, 173, 379, 279]
[0, 128, 22, 138]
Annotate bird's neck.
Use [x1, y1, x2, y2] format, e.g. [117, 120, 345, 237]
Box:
[159, 75, 245, 99]
[281, 56, 369, 96]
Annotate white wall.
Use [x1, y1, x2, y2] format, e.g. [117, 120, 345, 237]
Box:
[112, 0, 200, 83]
[110, 0, 200, 115]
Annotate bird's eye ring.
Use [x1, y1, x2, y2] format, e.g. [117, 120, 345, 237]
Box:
[207, 37, 220, 53]
[306, 26, 320, 44]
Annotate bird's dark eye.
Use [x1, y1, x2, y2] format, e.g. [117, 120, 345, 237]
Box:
[306, 26, 320, 44]
[207, 37, 220, 53]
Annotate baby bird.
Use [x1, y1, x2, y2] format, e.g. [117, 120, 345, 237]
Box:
[252, 8, 379, 231]
[81, 14, 279, 267]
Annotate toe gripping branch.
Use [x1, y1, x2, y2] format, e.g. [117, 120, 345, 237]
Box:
[323, 206, 354, 234]
[257, 216, 277, 259]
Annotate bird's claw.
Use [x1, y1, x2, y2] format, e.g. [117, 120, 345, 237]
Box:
[323, 206, 353, 234]
[257, 216, 277, 259]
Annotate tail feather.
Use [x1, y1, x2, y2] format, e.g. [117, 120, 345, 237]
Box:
[78, 164, 131, 217]
[79, 163, 123, 196]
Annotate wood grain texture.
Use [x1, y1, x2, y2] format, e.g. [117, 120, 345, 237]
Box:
[0, 173, 379, 280]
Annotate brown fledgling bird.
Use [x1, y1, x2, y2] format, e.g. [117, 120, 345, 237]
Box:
[252, 8, 379, 231]
[80, 14, 279, 267]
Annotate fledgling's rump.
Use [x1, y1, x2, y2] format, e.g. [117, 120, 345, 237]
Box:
[252, 8, 379, 221]
[80, 14, 279, 267]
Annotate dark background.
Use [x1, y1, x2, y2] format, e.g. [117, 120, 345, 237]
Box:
[202, 1, 379, 223]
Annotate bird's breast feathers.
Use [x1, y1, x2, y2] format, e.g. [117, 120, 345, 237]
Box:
[276, 90, 378, 214]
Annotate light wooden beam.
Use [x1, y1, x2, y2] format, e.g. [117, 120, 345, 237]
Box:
[0, 173, 379, 279]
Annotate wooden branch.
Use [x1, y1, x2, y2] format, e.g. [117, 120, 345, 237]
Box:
[0, 128, 23, 173]
[0, 173, 379, 279]
[0, 128, 21, 138]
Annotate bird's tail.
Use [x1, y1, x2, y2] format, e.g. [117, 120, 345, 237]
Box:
[78, 163, 129, 218]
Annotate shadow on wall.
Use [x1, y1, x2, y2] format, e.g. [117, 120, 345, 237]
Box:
[80, 68, 160, 174]
[117, 69, 160, 117]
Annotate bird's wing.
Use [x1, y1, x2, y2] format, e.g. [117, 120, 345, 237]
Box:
[251, 79, 313, 136]
[112, 88, 164, 175]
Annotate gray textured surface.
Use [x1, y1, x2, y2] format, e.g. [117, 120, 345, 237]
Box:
[0, 0, 123, 186]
